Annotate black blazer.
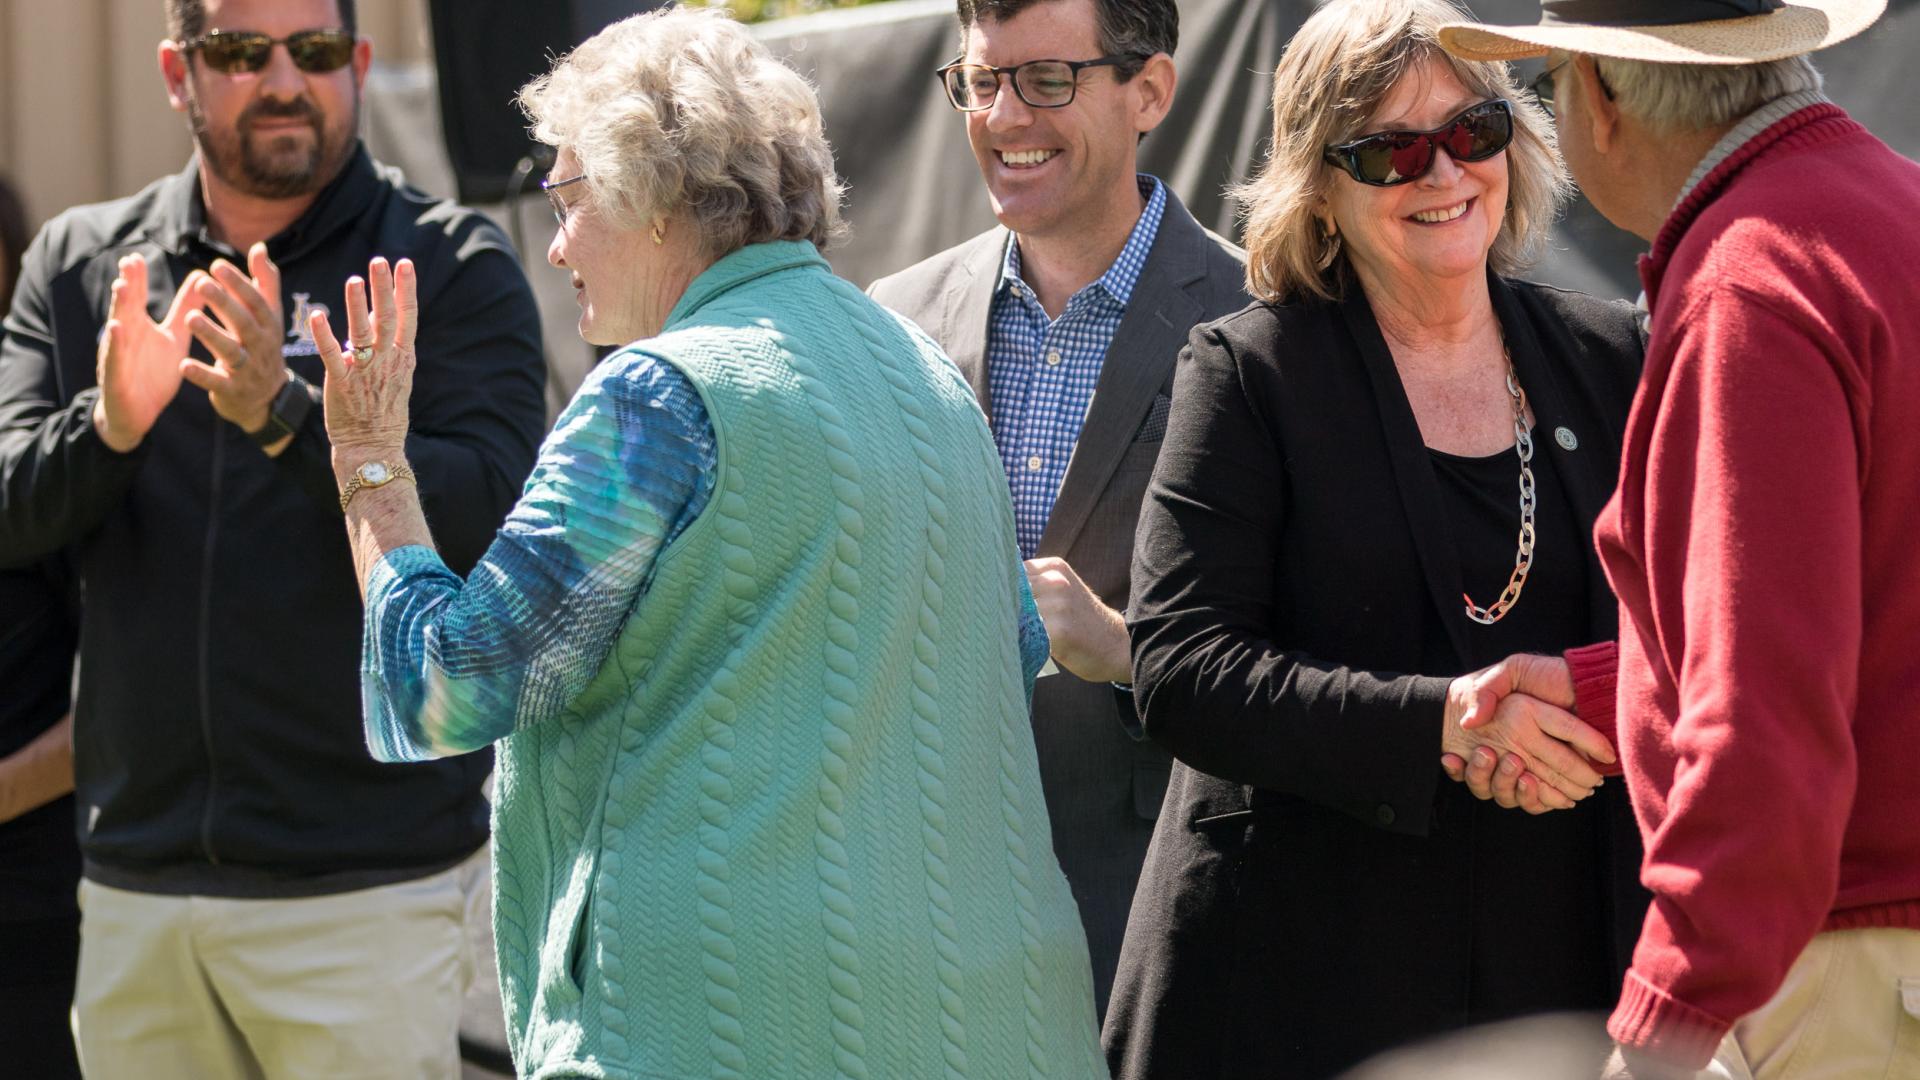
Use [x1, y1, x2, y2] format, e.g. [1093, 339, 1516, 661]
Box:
[1103, 276, 1647, 1079]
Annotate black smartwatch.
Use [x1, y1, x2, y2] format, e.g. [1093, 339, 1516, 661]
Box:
[247, 371, 317, 448]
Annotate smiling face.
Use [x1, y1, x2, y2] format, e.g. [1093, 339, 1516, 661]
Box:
[164, 0, 368, 200]
[1324, 53, 1508, 293]
[545, 148, 688, 347]
[960, 0, 1158, 243]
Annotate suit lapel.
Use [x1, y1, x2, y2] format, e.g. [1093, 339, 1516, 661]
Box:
[1035, 194, 1208, 558]
[944, 229, 1006, 415]
[1340, 289, 1478, 668]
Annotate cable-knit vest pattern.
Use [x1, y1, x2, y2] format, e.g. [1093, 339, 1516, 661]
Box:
[491, 241, 1104, 1079]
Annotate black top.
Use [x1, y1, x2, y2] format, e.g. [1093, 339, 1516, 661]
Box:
[0, 146, 547, 897]
[1428, 441, 1613, 1019]
[1426, 438, 1591, 670]
[1104, 275, 1650, 1080]
[0, 563, 79, 924]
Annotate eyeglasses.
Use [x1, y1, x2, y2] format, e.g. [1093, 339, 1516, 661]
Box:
[542, 174, 587, 229]
[1529, 63, 1567, 117]
[935, 53, 1149, 112]
[1323, 99, 1514, 187]
[1529, 61, 1613, 119]
[184, 28, 356, 75]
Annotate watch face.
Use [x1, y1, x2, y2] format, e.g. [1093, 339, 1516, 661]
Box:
[359, 462, 391, 485]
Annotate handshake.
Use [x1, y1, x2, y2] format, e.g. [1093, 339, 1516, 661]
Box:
[1438, 653, 1617, 815]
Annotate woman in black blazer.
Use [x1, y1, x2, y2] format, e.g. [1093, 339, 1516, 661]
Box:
[1102, 3, 1649, 1078]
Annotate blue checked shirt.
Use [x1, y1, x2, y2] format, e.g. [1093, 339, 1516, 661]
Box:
[989, 174, 1166, 558]
[359, 350, 1050, 760]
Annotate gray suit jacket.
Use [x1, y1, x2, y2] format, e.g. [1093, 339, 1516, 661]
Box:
[867, 187, 1249, 1014]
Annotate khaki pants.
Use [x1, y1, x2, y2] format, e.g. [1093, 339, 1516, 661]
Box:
[72, 854, 484, 1080]
[1704, 927, 1920, 1080]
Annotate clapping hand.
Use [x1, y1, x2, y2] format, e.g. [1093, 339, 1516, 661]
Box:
[179, 243, 292, 439]
[1439, 653, 1615, 813]
[91, 254, 199, 452]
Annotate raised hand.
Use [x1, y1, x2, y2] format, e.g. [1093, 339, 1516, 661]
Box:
[311, 257, 418, 457]
[180, 243, 290, 437]
[1024, 556, 1131, 684]
[92, 254, 200, 452]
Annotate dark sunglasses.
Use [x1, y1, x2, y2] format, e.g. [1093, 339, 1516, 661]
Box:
[185, 28, 356, 75]
[1323, 99, 1514, 187]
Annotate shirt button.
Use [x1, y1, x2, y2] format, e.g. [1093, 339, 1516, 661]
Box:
[1046, 350, 1062, 366]
[1026, 455, 1044, 471]
[1374, 804, 1396, 827]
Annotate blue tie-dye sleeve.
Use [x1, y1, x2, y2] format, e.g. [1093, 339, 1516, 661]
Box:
[1016, 565, 1050, 701]
[360, 351, 717, 762]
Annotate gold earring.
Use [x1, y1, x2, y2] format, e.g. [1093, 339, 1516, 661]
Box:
[651, 222, 665, 246]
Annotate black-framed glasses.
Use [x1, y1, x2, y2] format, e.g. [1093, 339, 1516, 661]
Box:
[1529, 60, 1613, 119]
[1529, 63, 1568, 117]
[184, 28, 356, 75]
[1323, 99, 1514, 187]
[935, 53, 1149, 112]
[542, 174, 588, 229]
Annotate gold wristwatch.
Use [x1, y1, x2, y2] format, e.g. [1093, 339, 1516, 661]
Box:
[338, 460, 417, 512]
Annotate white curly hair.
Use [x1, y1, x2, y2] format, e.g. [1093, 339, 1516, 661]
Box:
[518, 7, 846, 255]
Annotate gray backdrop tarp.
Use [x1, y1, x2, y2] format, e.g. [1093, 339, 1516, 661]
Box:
[367, 0, 1920, 418]
[763, 0, 1920, 301]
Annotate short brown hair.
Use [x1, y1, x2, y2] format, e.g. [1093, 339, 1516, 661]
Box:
[1237, 0, 1568, 303]
[956, 0, 1178, 80]
[166, 0, 358, 43]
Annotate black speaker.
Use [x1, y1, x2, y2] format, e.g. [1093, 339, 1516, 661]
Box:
[425, 0, 670, 204]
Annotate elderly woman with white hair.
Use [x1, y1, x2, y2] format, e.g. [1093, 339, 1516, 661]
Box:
[307, 9, 1107, 1078]
[1102, 1, 1652, 1077]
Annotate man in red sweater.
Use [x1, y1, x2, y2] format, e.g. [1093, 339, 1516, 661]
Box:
[1439, 3, 1920, 1078]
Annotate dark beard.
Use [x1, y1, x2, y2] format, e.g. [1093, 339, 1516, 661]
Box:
[188, 87, 356, 200]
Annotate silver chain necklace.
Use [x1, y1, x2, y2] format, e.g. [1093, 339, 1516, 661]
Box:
[1462, 347, 1535, 625]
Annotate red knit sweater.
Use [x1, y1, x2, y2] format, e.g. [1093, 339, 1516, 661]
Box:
[1565, 104, 1920, 1068]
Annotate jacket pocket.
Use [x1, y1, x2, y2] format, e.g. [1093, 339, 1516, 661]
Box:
[1890, 977, 1920, 1079]
[1134, 393, 1173, 444]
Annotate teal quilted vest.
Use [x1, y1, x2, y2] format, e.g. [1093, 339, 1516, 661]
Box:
[491, 241, 1104, 1079]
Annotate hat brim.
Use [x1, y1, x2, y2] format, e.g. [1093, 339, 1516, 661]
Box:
[1439, 0, 1886, 65]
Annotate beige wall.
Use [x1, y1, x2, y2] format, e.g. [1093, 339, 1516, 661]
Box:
[0, 0, 431, 232]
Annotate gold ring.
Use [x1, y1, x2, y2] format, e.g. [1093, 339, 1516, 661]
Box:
[353, 345, 376, 364]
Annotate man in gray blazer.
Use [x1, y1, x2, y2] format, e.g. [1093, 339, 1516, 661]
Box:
[867, 0, 1248, 1015]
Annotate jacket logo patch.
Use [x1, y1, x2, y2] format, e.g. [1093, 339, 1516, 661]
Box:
[284, 292, 330, 358]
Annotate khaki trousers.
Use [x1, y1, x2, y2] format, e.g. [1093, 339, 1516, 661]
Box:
[71, 854, 484, 1080]
[1703, 927, 1920, 1080]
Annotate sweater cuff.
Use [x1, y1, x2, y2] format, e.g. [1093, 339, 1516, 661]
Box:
[1563, 640, 1623, 777]
[1607, 968, 1732, 1070]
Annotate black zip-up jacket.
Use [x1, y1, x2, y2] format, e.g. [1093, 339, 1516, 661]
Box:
[0, 147, 546, 897]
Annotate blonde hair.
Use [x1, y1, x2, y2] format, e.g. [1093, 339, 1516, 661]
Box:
[518, 7, 846, 256]
[1237, 0, 1569, 302]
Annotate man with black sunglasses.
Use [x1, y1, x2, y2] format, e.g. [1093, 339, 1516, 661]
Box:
[868, 0, 1248, 1018]
[0, 0, 545, 1075]
[1443, 3, 1920, 1078]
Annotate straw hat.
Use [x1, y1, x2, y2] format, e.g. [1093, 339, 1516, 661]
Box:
[1439, 0, 1887, 65]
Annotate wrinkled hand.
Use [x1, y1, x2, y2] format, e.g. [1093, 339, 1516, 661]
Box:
[1441, 653, 1608, 813]
[312, 257, 417, 459]
[179, 243, 289, 437]
[91, 254, 198, 452]
[1024, 556, 1130, 684]
[1439, 655, 1613, 813]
